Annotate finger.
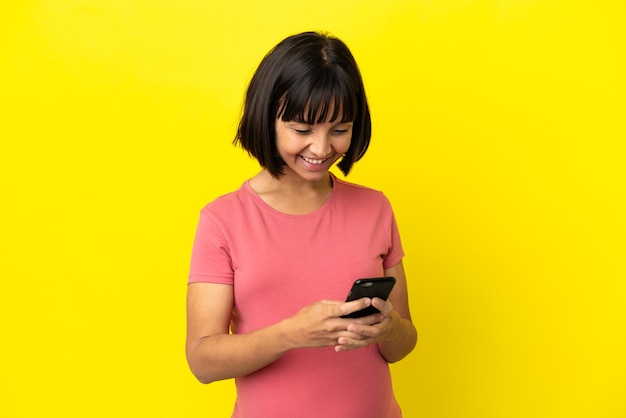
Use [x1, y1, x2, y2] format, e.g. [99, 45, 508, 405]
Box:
[346, 323, 378, 338]
[318, 300, 344, 318]
[345, 313, 384, 326]
[339, 298, 372, 316]
[335, 327, 379, 350]
[335, 335, 371, 352]
[371, 297, 393, 315]
[319, 299, 342, 305]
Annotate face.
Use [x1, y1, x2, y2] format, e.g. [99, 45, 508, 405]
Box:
[274, 111, 353, 184]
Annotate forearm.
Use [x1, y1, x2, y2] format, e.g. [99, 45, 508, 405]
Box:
[377, 311, 418, 363]
[187, 320, 293, 384]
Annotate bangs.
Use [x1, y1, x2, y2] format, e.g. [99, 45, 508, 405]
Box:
[235, 32, 371, 178]
[277, 69, 358, 124]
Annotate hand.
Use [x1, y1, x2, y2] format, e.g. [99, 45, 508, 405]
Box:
[283, 298, 384, 350]
[334, 297, 400, 352]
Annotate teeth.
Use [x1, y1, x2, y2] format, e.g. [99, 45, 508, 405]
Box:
[302, 156, 326, 165]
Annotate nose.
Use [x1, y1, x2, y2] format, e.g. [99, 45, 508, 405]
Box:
[308, 132, 332, 157]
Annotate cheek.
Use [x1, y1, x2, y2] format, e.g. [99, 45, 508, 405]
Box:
[275, 131, 299, 152]
[336, 137, 352, 154]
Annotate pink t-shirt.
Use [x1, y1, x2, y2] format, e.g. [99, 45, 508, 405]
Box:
[189, 174, 405, 418]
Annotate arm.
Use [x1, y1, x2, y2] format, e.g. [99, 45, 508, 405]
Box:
[186, 282, 378, 384]
[376, 260, 418, 362]
[185, 282, 290, 383]
[335, 260, 418, 363]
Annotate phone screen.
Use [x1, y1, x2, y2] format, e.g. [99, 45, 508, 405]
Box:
[341, 277, 396, 318]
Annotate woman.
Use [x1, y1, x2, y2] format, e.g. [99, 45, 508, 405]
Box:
[187, 31, 417, 418]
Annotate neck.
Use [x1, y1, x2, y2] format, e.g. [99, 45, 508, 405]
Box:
[248, 170, 335, 215]
[258, 169, 333, 195]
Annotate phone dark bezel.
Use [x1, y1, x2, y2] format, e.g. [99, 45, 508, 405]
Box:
[341, 277, 396, 318]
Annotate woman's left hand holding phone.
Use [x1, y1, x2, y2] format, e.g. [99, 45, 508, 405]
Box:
[281, 298, 386, 350]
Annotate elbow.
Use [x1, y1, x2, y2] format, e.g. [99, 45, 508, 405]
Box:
[193, 373, 213, 385]
[188, 362, 218, 385]
[186, 350, 220, 385]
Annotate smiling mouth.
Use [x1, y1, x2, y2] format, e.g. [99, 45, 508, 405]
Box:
[300, 155, 328, 165]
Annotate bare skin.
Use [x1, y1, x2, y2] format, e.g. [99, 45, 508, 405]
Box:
[186, 113, 417, 384]
[186, 260, 416, 384]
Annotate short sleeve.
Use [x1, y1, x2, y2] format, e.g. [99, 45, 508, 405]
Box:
[188, 207, 234, 285]
[381, 194, 404, 269]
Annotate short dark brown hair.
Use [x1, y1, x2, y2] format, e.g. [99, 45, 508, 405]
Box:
[234, 31, 372, 177]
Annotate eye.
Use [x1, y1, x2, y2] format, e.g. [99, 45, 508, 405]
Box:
[293, 128, 312, 135]
[332, 125, 352, 135]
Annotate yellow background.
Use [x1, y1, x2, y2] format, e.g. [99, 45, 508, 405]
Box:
[1, 1, 624, 417]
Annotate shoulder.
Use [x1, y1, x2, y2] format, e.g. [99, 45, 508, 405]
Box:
[332, 175, 398, 225]
[199, 182, 254, 219]
[334, 176, 388, 205]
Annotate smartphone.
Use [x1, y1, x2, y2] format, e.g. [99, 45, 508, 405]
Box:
[341, 277, 396, 318]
